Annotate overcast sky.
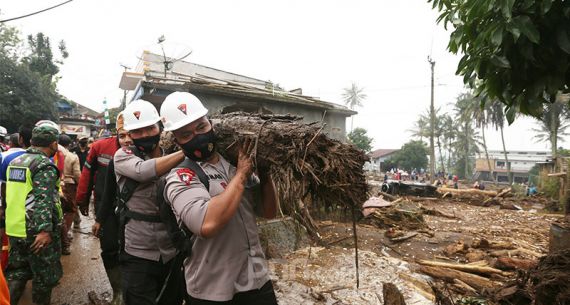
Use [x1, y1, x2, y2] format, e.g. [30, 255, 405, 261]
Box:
[2, 0, 562, 152]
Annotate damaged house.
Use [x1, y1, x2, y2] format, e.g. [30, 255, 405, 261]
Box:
[119, 51, 355, 140]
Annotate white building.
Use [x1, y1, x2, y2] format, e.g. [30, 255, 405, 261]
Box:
[364, 149, 399, 172]
[474, 150, 551, 182]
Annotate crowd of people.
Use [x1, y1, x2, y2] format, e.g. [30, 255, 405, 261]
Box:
[0, 92, 279, 305]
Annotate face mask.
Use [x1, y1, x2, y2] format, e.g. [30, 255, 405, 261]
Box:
[179, 129, 216, 161]
[132, 134, 160, 153]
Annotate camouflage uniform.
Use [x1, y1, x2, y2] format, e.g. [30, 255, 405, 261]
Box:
[5, 128, 63, 305]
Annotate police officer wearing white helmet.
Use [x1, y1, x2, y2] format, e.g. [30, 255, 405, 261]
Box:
[160, 92, 279, 304]
[113, 99, 185, 305]
[0, 126, 10, 152]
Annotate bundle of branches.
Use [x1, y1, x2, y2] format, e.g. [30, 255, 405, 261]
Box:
[529, 249, 570, 305]
[211, 112, 369, 222]
[490, 249, 570, 305]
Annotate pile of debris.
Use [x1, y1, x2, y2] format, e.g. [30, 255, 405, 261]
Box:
[482, 249, 570, 305]
[361, 193, 458, 238]
[417, 237, 542, 298]
[355, 187, 568, 304]
[362, 198, 428, 231]
[212, 112, 369, 235]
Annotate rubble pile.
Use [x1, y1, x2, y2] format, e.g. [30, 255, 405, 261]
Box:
[491, 249, 570, 305]
[363, 200, 428, 231]
[351, 188, 566, 304]
[212, 112, 369, 212]
[160, 113, 370, 218]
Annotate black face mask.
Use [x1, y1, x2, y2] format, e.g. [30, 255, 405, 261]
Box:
[179, 129, 217, 161]
[132, 134, 160, 153]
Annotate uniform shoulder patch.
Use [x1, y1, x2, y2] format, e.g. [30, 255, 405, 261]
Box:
[122, 147, 133, 155]
[176, 168, 195, 186]
[8, 167, 26, 182]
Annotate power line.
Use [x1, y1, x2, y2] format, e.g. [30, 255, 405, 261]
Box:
[0, 0, 74, 23]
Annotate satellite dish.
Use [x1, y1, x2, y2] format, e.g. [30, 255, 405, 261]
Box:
[138, 35, 193, 77]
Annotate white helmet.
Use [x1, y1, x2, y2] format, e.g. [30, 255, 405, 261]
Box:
[123, 99, 161, 131]
[160, 92, 208, 131]
[35, 120, 61, 134]
[0, 126, 7, 137]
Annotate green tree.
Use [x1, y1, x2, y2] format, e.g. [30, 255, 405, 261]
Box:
[429, 0, 570, 122]
[532, 98, 570, 158]
[348, 127, 373, 153]
[342, 82, 367, 131]
[469, 94, 496, 182]
[410, 108, 448, 173]
[441, 113, 456, 172]
[487, 99, 513, 183]
[0, 25, 66, 132]
[558, 147, 570, 157]
[409, 114, 430, 143]
[0, 19, 21, 59]
[388, 140, 429, 171]
[23, 33, 68, 83]
[0, 54, 58, 132]
[454, 93, 481, 179]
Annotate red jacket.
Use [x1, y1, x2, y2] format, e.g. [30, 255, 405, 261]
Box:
[75, 137, 119, 208]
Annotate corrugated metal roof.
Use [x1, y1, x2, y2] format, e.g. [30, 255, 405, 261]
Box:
[369, 149, 399, 159]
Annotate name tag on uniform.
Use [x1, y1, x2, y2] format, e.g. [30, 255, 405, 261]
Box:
[8, 168, 27, 182]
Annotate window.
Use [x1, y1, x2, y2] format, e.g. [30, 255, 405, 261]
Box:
[496, 161, 511, 167]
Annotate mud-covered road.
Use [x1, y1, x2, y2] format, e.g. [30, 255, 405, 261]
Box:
[18, 214, 112, 305]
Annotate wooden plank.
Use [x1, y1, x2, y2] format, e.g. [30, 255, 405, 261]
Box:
[419, 266, 498, 291]
[417, 259, 510, 276]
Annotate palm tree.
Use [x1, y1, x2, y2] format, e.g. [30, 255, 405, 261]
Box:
[342, 82, 367, 131]
[441, 114, 456, 173]
[487, 99, 512, 183]
[454, 93, 481, 180]
[470, 97, 496, 183]
[433, 108, 447, 174]
[409, 113, 430, 142]
[410, 109, 447, 173]
[532, 97, 570, 159]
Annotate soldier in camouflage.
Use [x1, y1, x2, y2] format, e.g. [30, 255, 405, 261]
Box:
[4, 125, 63, 305]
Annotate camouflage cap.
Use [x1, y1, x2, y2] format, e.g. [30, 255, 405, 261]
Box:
[31, 125, 59, 144]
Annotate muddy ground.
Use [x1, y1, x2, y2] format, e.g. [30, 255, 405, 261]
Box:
[271, 197, 561, 304]
[17, 213, 111, 305]
[14, 195, 561, 305]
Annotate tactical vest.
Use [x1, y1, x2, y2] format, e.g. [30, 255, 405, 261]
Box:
[5, 152, 61, 238]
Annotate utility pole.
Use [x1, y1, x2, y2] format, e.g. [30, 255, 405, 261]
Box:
[428, 56, 436, 183]
[120, 64, 131, 110]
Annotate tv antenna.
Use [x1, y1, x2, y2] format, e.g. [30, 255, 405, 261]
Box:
[119, 63, 131, 71]
[138, 35, 193, 77]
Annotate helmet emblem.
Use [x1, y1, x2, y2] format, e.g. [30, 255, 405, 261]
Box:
[177, 104, 187, 115]
[133, 111, 141, 120]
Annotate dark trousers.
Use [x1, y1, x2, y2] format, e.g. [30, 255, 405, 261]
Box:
[120, 252, 184, 305]
[187, 281, 278, 305]
[99, 214, 120, 269]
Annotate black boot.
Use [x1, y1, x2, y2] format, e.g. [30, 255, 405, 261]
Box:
[106, 267, 124, 305]
[8, 279, 27, 305]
